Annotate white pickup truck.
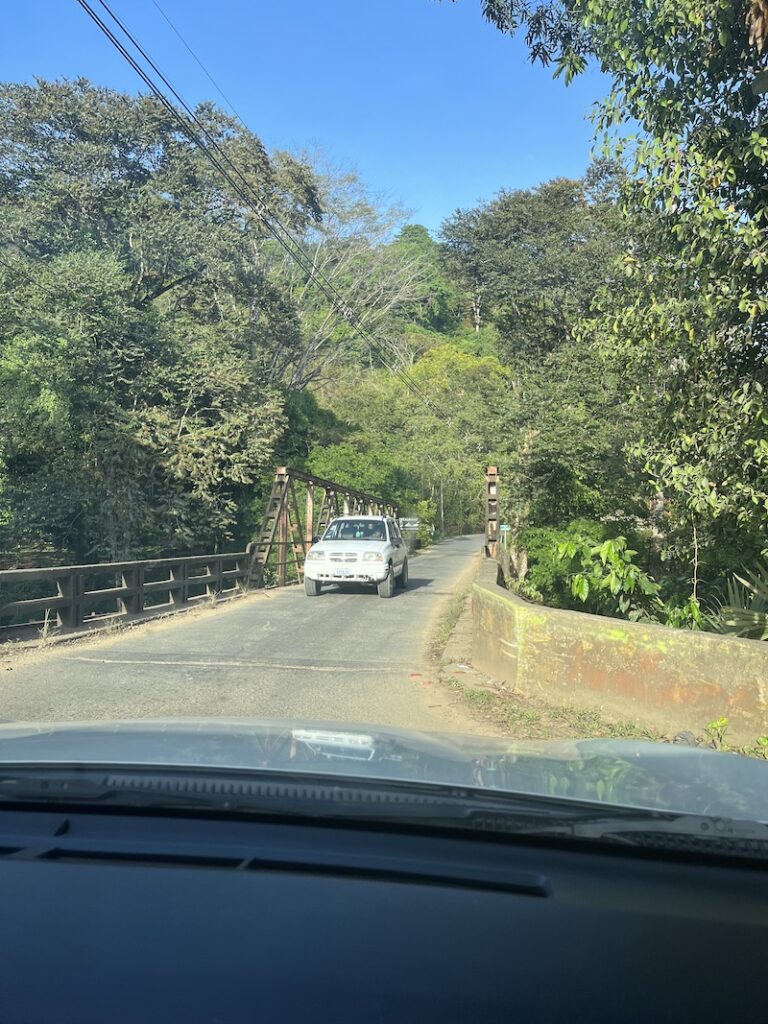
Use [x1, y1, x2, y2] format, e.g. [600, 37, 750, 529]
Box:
[303, 515, 408, 598]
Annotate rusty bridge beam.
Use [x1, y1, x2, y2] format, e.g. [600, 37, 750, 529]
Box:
[305, 483, 315, 548]
[248, 467, 400, 589]
[277, 467, 395, 511]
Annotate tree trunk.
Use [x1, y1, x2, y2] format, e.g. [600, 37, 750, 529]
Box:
[648, 492, 666, 579]
[472, 287, 482, 333]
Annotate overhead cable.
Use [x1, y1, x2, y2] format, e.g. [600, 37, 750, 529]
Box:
[75, 0, 436, 410]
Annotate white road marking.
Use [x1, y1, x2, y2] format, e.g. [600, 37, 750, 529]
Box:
[62, 655, 412, 674]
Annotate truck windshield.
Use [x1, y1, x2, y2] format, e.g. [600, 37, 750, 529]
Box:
[323, 520, 386, 541]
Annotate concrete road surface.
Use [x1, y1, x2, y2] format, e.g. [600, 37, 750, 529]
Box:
[0, 535, 489, 733]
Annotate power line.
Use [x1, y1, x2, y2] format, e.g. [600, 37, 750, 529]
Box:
[0, 248, 63, 302]
[145, 0, 425, 374]
[108, 1, 435, 407]
[150, 0, 246, 127]
[75, 0, 436, 410]
[147, 0, 430, 398]
[148, 0, 434, 402]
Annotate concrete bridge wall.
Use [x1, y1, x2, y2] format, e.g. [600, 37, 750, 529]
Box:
[471, 560, 768, 744]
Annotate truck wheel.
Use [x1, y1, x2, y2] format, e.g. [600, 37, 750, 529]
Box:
[377, 565, 395, 599]
[304, 576, 321, 597]
[395, 559, 408, 589]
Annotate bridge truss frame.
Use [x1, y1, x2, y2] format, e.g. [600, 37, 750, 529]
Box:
[248, 467, 399, 587]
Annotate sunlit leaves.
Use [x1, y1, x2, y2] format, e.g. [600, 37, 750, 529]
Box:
[557, 534, 662, 620]
[0, 79, 317, 558]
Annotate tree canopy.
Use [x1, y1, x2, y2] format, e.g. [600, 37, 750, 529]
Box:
[3, 30, 767, 640]
[465, 0, 768, 629]
[440, 161, 625, 358]
[0, 79, 325, 558]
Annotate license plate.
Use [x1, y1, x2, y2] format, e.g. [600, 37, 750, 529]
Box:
[332, 567, 351, 578]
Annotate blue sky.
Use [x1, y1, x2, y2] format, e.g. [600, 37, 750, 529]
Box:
[1, 0, 607, 232]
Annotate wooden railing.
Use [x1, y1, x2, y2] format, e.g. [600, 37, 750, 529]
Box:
[0, 552, 250, 642]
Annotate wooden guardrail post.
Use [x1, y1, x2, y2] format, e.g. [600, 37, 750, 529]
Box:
[233, 555, 247, 593]
[206, 556, 223, 598]
[57, 570, 84, 629]
[121, 565, 144, 615]
[170, 560, 188, 607]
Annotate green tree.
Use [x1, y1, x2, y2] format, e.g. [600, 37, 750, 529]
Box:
[438, 206, 488, 333]
[503, 336, 644, 536]
[0, 78, 320, 558]
[470, 0, 768, 613]
[390, 224, 461, 333]
[309, 343, 516, 535]
[440, 163, 625, 360]
[259, 164, 428, 384]
[437, 167, 638, 561]
[465, 0, 593, 76]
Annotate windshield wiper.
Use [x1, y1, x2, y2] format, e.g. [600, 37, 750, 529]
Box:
[0, 764, 679, 826]
[518, 813, 768, 857]
[0, 765, 766, 860]
[0, 765, 612, 821]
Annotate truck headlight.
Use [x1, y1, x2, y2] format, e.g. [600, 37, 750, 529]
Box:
[362, 552, 385, 562]
[306, 548, 325, 560]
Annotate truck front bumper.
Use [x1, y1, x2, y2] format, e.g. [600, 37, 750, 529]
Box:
[305, 567, 387, 584]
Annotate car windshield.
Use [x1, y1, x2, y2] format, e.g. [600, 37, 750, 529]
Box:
[0, 0, 766, 836]
[323, 520, 387, 541]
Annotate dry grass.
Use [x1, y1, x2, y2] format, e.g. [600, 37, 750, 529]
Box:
[429, 588, 470, 659]
[444, 675, 662, 742]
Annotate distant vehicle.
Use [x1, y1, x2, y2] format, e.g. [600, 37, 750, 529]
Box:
[303, 515, 408, 598]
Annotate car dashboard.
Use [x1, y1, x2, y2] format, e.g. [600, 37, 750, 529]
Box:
[0, 801, 764, 1023]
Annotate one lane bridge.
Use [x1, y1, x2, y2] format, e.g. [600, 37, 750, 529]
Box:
[0, 534, 486, 734]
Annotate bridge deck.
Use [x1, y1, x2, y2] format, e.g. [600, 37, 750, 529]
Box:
[0, 535, 489, 735]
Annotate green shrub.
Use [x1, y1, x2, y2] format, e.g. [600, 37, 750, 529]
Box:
[556, 535, 661, 621]
[517, 519, 610, 609]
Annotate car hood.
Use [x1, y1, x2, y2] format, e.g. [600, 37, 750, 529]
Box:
[313, 541, 388, 555]
[0, 718, 764, 822]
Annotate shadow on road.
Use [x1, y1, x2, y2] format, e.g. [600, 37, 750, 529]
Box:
[321, 577, 434, 597]
[401, 577, 433, 592]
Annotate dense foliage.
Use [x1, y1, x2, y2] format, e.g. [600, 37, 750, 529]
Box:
[3, 8, 767, 643]
[465, 0, 768, 633]
[0, 79, 317, 558]
[0, 79, 511, 561]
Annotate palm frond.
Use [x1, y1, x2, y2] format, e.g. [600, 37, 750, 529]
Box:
[714, 561, 768, 640]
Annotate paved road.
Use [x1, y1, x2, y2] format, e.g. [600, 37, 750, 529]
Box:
[0, 535, 486, 732]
